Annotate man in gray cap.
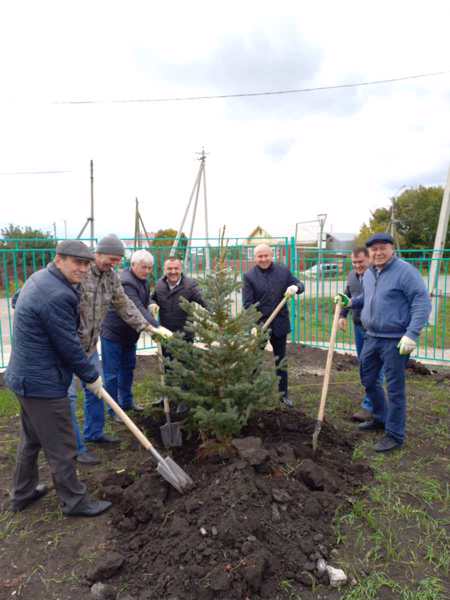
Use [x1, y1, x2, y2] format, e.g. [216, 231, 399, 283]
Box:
[5, 240, 111, 516]
[68, 234, 171, 455]
[335, 232, 431, 452]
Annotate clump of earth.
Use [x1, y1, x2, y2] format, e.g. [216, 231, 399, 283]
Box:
[93, 409, 372, 599]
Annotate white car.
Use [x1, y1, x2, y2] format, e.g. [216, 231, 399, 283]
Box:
[303, 263, 340, 278]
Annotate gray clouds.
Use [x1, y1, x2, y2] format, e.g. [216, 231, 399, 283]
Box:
[136, 28, 365, 119]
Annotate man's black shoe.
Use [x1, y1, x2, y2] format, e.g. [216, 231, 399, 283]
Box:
[358, 419, 385, 431]
[87, 434, 120, 444]
[374, 435, 402, 453]
[66, 498, 112, 517]
[76, 451, 101, 465]
[11, 484, 48, 512]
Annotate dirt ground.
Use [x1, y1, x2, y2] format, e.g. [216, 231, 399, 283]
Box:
[0, 346, 448, 600]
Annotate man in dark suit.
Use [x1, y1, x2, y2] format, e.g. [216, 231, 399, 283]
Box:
[243, 244, 304, 407]
[151, 257, 207, 341]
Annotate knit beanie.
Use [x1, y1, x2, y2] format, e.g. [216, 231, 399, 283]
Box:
[96, 234, 125, 257]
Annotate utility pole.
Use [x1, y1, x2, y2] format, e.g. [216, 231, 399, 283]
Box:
[317, 213, 327, 263]
[387, 195, 403, 253]
[90, 159, 94, 247]
[316, 213, 327, 300]
[429, 166, 450, 323]
[76, 159, 95, 246]
[53, 222, 57, 240]
[171, 149, 211, 273]
[133, 197, 153, 249]
[64, 220, 67, 239]
[134, 197, 140, 249]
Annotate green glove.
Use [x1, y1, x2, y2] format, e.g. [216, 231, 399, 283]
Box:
[334, 293, 350, 307]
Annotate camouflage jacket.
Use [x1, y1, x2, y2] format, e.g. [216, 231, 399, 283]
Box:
[79, 264, 149, 355]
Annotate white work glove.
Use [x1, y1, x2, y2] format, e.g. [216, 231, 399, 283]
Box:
[86, 376, 103, 397]
[211, 340, 221, 348]
[148, 325, 173, 340]
[338, 318, 347, 332]
[284, 285, 299, 298]
[398, 335, 416, 355]
[251, 327, 258, 337]
[149, 303, 160, 319]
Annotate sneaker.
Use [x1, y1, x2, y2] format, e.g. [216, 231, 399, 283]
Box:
[374, 435, 402, 452]
[131, 403, 145, 412]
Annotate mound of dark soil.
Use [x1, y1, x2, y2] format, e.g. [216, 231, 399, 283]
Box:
[96, 410, 372, 600]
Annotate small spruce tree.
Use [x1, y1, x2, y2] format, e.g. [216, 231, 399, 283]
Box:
[156, 261, 280, 442]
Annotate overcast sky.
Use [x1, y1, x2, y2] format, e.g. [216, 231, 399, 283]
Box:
[0, 0, 449, 242]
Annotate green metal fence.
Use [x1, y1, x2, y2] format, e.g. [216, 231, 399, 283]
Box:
[1, 237, 449, 369]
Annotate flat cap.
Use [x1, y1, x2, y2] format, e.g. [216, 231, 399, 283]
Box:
[366, 232, 395, 247]
[56, 240, 94, 261]
[96, 233, 125, 257]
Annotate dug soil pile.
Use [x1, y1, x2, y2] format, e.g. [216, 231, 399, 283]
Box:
[95, 409, 372, 600]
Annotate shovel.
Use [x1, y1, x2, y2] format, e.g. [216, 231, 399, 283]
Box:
[98, 387, 193, 493]
[157, 342, 183, 448]
[312, 299, 342, 453]
[262, 294, 289, 332]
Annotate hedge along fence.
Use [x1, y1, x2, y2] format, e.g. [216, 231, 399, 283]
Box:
[1, 238, 449, 368]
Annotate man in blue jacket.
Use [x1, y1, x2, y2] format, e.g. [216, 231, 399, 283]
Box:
[5, 241, 111, 516]
[336, 233, 431, 452]
[243, 244, 304, 407]
[100, 249, 160, 417]
[338, 246, 384, 422]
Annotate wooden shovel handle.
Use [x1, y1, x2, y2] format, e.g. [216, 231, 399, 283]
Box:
[262, 295, 289, 332]
[156, 342, 171, 423]
[316, 300, 342, 423]
[99, 387, 165, 463]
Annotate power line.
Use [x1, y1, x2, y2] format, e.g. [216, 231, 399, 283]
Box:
[53, 70, 450, 105]
[0, 170, 71, 176]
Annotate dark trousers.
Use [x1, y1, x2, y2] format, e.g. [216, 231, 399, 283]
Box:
[270, 334, 288, 398]
[12, 395, 87, 513]
[360, 336, 409, 444]
[101, 337, 137, 416]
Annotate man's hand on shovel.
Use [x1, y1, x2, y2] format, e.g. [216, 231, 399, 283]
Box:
[86, 376, 103, 396]
[334, 293, 350, 307]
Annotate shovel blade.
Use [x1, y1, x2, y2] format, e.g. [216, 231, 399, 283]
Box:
[165, 455, 194, 489]
[160, 421, 183, 448]
[312, 420, 322, 454]
[155, 456, 194, 494]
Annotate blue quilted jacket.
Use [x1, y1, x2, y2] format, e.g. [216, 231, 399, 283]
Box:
[5, 263, 98, 398]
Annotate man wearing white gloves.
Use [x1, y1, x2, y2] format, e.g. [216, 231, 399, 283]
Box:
[68, 234, 172, 458]
[335, 233, 431, 452]
[243, 244, 304, 407]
